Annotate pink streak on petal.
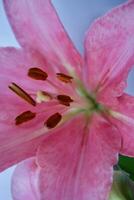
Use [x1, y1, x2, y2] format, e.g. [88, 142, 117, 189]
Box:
[11, 158, 40, 200]
[84, 0, 134, 96]
[113, 93, 134, 157]
[36, 116, 121, 200]
[3, 0, 82, 74]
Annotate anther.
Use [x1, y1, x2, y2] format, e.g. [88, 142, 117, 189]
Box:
[36, 91, 52, 103]
[28, 67, 48, 80]
[9, 83, 36, 106]
[56, 73, 73, 83]
[57, 95, 73, 106]
[45, 112, 62, 129]
[15, 111, 36, 125]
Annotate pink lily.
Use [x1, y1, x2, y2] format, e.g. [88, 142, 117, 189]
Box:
[1, 0, 134, 199]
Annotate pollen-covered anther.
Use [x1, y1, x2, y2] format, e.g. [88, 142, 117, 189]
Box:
[9, 83, 36, 106]
[45, 112, 62, 129]
[56, 73, 73, 83]
[15, 110, 36, 125]
[57, 95, 73, 106]
[28, 67, 48, 80]
[36, 91, 53, 103]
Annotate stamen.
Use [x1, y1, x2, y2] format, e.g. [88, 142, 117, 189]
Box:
[28, 67, 48, 80]
[15, 110, 36, 125]
[56, 73, 73, 83]
[57, 95, 73, 106]
[45, 112, 62, 129]
[36, 91, 52, 103]
[9, 83, 36, 106]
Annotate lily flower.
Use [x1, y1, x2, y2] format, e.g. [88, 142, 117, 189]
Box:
[1, 0, 134, 199]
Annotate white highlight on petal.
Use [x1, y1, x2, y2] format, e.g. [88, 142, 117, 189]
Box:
[110, 110, 134, 126]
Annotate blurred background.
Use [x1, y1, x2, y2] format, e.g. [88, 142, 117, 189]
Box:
[1, 0, 134, 199]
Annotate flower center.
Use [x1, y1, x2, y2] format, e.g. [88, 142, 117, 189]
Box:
[9, 67, 102, 128]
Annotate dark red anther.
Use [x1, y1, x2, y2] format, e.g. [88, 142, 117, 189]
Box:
[45, 112, 62, 129]
[56, 73, 73, 83]
[28, 67, 48, 80]
[57, 95, 73, 106]
[15, 111, 36, 125]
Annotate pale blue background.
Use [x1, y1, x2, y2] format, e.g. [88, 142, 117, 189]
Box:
[1, 0, 133, 199]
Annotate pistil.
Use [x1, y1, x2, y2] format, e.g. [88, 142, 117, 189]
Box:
[36, 91, 53, 103]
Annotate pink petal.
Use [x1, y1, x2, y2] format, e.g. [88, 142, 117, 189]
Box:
[84, 0, 134, 97]
[0, 47, 66, 171]
[112, 93, 134, 157]
[36, 116, 121, 200]
[11, 158, 40, 200]
[4, 0, 82, 74]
